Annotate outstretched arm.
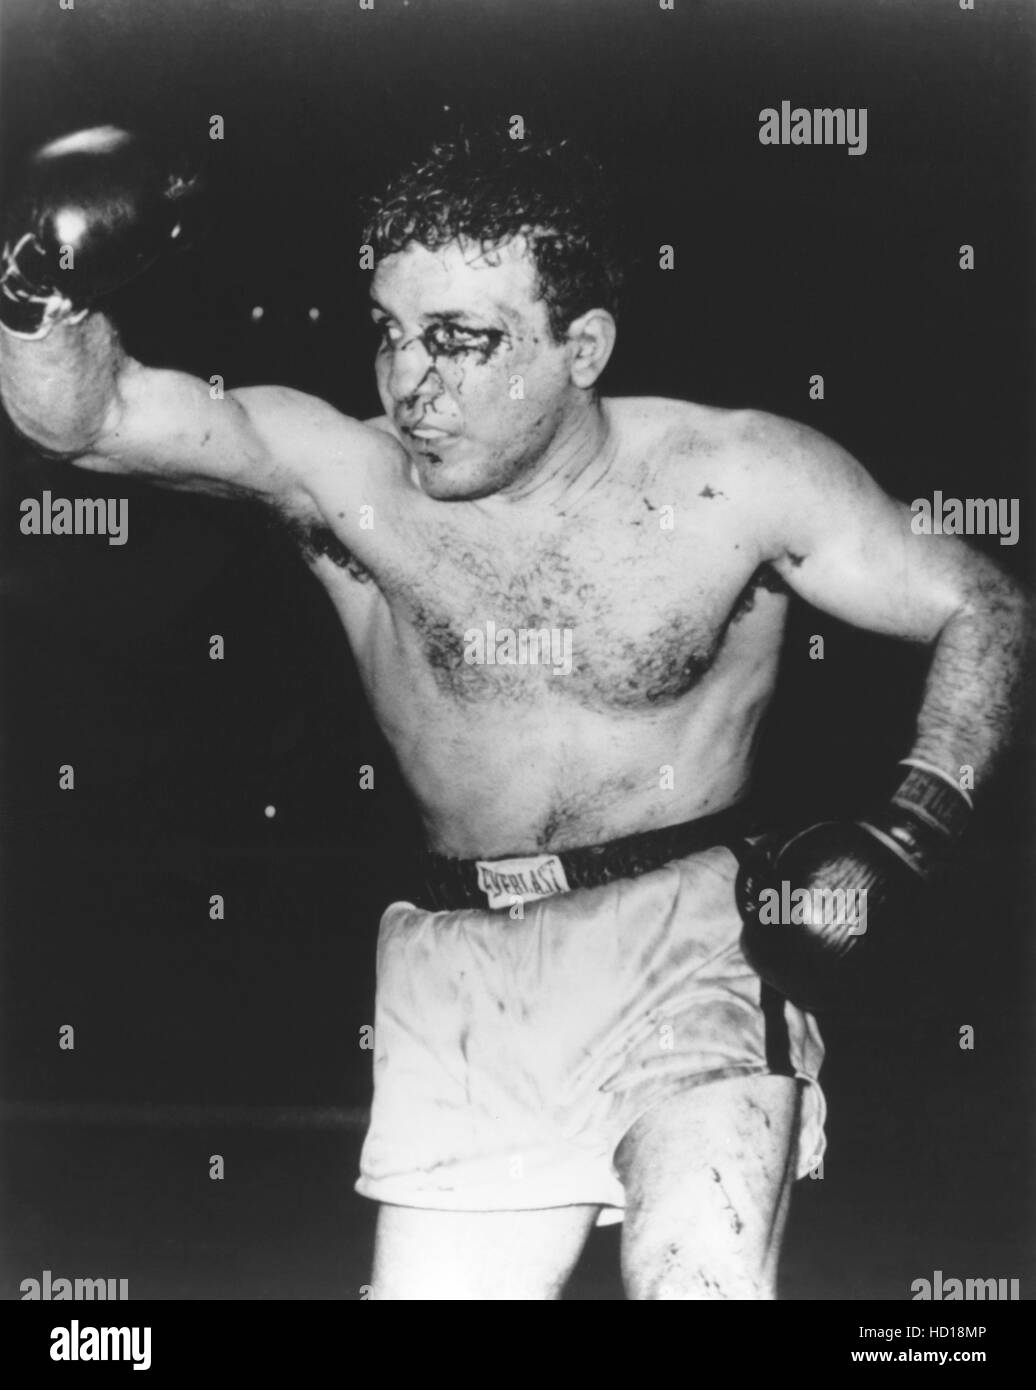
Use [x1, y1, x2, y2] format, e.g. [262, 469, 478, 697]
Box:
[0, 123, 402, 531]
[2, 310, 398, 525]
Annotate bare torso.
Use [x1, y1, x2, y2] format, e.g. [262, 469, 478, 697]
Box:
[285, 397, 789, 856]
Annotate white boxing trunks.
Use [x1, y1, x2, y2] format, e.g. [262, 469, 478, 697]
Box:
[356, 839, 826, 1224]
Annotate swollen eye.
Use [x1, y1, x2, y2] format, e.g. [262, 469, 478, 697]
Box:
[424, 325, 494, 356]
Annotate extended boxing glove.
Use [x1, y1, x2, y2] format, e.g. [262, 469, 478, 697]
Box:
[0, 125, 199, 340]
[735, 760, 973, 1011]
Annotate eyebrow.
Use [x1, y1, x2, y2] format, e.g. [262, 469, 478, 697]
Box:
[368, 297, 501, 328]
[427, 311, 491, 326]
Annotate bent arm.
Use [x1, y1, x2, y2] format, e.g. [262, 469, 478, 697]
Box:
[747, 415, 1032, 791]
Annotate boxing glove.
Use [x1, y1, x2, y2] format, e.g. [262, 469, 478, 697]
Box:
[0, 125, 199, 340]
[735, 760, 972, 1011]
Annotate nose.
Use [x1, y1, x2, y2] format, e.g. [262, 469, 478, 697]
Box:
[385, 335, 443, 406]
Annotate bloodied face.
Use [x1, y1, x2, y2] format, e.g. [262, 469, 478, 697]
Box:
[371, 235, 587, 500]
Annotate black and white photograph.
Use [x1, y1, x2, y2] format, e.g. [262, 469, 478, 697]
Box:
[0, 0, 1032, 1339]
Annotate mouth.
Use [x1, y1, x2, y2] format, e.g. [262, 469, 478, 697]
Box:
[399, 420, 460, 453]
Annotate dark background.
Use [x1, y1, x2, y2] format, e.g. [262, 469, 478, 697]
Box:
[0, 0, 1033, 1299]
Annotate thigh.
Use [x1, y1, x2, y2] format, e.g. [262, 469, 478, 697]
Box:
[370, 1203, 600, 1301]
[616, 1073, 800, 1300]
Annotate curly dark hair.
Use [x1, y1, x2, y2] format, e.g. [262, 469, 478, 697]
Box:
[363, 133, 624, 341]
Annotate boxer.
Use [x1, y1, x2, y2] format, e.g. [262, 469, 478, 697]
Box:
[1, 128, 1029, 1299]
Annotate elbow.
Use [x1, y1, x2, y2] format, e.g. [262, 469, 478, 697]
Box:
[0, 342, 132, 462]
[945, 571, 1035, 669]
[1, 374, 113, 460]
[947, 548, 1032, 624]
[2, 404, 95, 461]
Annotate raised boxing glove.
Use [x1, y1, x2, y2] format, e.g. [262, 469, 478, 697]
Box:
[0, 125, 198, 340]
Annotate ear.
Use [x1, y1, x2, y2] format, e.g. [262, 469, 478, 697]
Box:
[565, 308, 616, 388]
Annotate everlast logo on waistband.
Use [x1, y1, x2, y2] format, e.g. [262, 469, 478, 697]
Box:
[475, 854, 570, 910]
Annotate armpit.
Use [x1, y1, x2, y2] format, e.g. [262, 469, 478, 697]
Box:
[278, 516, 373, 583]
[729, 563, 791, 624]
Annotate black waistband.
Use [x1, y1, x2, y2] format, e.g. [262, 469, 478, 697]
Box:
[406, 804, 752, 913]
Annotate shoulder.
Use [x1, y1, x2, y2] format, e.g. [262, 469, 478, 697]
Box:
[228, 387, 405, 468]
[655, 401, 873, 508]
[609, 397, 887, 557]
[227, 387, 411, 511]
[607, 396, 829, 465]
[729, 409, 853, 473]
[607, 395, 840, 491]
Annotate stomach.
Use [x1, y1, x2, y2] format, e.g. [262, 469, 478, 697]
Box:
[375, 683, 770, 857]
[348, 554, 787, 857]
